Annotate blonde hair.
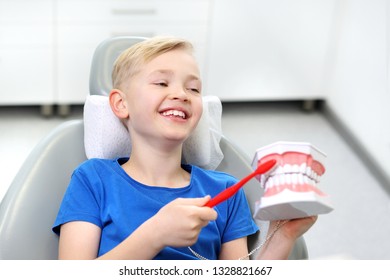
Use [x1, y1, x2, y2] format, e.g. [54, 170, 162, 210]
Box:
[112, 36, 194, 90]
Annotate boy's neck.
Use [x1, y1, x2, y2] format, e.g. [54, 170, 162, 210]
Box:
[122, 144, 190, 188]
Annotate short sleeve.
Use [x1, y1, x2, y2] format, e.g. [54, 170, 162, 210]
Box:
[52, 167, 103, 235]
[221, 188, 259, 243]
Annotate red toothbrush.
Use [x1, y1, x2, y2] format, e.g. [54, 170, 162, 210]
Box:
[205, 159, 277, 208]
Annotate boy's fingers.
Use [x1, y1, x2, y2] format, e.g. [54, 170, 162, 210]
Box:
[173, 196, 217, 221]
[175, 195, 211, 206]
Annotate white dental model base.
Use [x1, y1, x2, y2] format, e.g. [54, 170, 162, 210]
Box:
[252, 141, 333, 221]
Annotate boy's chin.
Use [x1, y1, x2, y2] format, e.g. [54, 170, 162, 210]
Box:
[162, 132, 190, 144]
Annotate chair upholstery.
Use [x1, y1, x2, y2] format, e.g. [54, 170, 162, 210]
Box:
[0, 120, 86, 259]
[0, 36, 308, 260]
[89, 36, 146, 96]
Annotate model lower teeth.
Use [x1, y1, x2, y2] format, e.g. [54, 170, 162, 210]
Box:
[263, 160, 324, 195]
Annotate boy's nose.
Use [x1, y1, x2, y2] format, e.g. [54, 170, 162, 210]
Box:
[170, 87, 189, 101]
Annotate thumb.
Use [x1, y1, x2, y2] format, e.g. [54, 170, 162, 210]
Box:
[196, 195, 211, 207]
[177, 195, 211, 207]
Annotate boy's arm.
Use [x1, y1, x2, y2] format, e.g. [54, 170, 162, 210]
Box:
[58, 196, 217, 260]
[58, 221, 101, 259]
[256, 216, 318, 260]
[215, 217, 317, 260]
[58, 219, 166, 260]
[219, 237, 249, 260]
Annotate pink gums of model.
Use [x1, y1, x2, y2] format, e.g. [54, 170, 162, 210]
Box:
[252, 141, 333, 220]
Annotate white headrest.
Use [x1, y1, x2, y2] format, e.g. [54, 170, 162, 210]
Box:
[84, 95, 224, 170]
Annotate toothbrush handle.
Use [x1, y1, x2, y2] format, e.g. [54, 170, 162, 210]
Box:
[205, 159, 276, 208]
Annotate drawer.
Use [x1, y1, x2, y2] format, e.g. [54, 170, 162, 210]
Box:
[57, 0, 210, 23]
[57, 23, 208, 71]
[0, 25, 52, 47]
[57, 24, 209, 103]
[57, 46, 92, 103]
[0, 48, 54, 104]
[57, 23, 209, 48]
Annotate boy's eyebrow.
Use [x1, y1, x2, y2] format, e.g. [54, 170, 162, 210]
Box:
[148, 69, 173, 77]
[148, 69, 201, 81]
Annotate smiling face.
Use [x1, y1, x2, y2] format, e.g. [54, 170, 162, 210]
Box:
[117, 48, 203, 148]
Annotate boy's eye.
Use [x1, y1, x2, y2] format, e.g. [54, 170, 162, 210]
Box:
[152, 81, 168, 87]
[154, 82, 168, 87]
[188, 88, 200, 93]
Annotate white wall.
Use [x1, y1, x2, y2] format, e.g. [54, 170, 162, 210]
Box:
[206, 0, 390, 183]
[1, 0, 388, 182]
[324, 0, 390, 182]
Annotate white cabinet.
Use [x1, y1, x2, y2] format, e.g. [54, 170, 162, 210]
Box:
[0, 0, 54, 105]
[56, 0, 211, 105]
[0, 0, 211, 109]
[204, 0, 335, 101]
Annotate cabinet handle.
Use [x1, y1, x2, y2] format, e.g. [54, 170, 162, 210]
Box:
[111, 9, 157, 16]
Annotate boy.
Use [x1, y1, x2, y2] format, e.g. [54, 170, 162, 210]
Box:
[53, 36, 316, 260]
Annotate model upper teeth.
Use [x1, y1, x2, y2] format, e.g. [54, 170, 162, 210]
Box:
[260, 163, 322, 188]
[162, 110, 186, 119]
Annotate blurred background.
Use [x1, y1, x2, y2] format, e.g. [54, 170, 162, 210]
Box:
[0, 0, 389, 259]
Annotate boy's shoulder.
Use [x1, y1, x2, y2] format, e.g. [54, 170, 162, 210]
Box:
[74, 157, 127, 173]
[78, 157, 114, 166]
[190, 165, 238, 184]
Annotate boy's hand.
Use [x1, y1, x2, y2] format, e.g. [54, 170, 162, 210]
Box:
[152, 196, 217, 248]
[271, 216, 318, 241]
[256, 216, 317, 260]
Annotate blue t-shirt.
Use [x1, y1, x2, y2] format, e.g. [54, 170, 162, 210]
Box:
[53, 158, 259, 259]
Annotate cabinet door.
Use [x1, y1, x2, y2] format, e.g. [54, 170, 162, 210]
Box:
[0, 0, 52, 22]
[57, 0, 210, 23]
[56, 0, 211, 104]
[0, 0, 53, 105]
[0, 48, 54, 104]
[205, 0, 334, 101]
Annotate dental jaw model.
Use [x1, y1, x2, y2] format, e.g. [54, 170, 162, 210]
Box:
[252, 141, 333, 220]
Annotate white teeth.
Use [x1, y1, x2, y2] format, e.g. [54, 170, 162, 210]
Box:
[274, 176, 280, 186]
[284, 164, 292, 173]
[286, 174, 292, 184]
[292, 164, 300, 173]
[268, 178, 274, 188]
[300, 163, 307, 173]
[275, 163, 321, 181]
[292, 173, 298, 184]
[162, 110, 186, 118]
[262, 162, 322, 190]
[280, 175, 286, 185]
[274, 166, 284, 174]
[306, 166, 312, 176]
[298, 174, 304, 184]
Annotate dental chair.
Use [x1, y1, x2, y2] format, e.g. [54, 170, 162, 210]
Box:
[0, 36, 308, 260]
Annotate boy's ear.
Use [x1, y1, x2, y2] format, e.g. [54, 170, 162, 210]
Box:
[109, 89, 129, 119]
